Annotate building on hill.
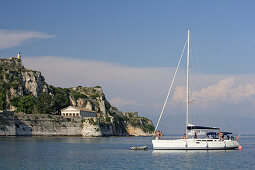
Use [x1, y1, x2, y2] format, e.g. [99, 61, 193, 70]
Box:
[17, 52, 21, 60]
[8, 52, 21, 60]
[61, 106, 97, 118]
[123, 112, 138, 118]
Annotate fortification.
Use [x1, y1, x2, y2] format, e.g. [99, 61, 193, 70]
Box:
[0, 52, 23, 71]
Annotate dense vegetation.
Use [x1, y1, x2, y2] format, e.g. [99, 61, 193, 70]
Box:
[9, 88, 70, 114]
[0, 59, 22, 110]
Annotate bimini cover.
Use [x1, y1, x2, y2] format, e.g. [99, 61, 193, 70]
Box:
[207, 132, 232, 136]
[187, 125, 220, 130]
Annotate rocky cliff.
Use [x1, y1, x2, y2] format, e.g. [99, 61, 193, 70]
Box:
[0, 56, 154, 136]
[0, 58, 51, 111]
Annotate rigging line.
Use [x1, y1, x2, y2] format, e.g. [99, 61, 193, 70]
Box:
[154, 38, 188, 134]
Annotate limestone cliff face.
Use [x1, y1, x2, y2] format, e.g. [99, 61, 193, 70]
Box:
[69, 87, 107, 116]
[0, 58, 50, 110]
[21, 70, 49, 97]
[126, 125, 151, 136]
[126, 118, 154, 136]
[82, 117, 102, 137]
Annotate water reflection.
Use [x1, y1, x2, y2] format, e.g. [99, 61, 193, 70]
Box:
[1, 136, 117, 144]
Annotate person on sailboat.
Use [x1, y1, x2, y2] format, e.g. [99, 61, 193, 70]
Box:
[182, 134, 186, 139]
[159, 131, 163, 139]
[219, 132, 223, 141]
[194, 132, 197, 139]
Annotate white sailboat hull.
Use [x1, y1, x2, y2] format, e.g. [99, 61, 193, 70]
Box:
[152, 139, 239, 150]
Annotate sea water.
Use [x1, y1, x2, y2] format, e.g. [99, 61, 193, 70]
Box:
[0, 135, 254, 169]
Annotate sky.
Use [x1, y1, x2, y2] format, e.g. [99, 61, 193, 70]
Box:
[1, 0, 255, 134]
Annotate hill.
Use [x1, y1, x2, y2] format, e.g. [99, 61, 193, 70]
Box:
[0, 55, 154, 136]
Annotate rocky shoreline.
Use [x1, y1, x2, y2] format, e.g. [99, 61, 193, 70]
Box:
[0, 112, 154, 137]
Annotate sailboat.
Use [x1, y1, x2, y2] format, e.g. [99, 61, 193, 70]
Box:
[152, 30, 240, 150]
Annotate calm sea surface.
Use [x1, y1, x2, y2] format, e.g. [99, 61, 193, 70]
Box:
[0, 135, 254, 169]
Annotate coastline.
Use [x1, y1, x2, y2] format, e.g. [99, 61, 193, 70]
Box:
[0, 113, 154, 137]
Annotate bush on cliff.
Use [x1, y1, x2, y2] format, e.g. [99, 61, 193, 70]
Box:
[10, 81, 19, 89]
[17, 95, 35, 114]
[70, 90, 87, 100]
[143, 124, 155, 133]
[10, 97, 20, 108]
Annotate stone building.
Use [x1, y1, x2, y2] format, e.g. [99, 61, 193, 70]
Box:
[61, 106, 97, 118]
[8, 52, 21, 60]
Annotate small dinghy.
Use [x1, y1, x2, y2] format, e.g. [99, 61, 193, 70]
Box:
[130, 146, 148, 150]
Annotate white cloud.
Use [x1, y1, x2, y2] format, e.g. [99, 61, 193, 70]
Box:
[0, 29, 55, 49]
[172, 77, 255, 108]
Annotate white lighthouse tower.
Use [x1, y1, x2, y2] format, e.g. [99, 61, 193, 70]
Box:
[17, 52, 21, 60]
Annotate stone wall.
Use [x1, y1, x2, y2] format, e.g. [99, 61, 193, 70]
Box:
[0, 113, 153, 137]
[0, 113, 82, 136]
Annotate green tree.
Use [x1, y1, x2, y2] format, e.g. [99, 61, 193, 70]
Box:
[35, 92, 53, 114]
[17, 95, 35, 114]
[52, 88, 70, 114]
[10, 97, 20, 108]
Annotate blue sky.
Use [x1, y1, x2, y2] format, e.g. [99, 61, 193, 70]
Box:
[1, 0, 255, 73]
[1, 1, 255, 134]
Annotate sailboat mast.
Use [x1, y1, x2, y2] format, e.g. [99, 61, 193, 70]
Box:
[186, 30, 190, 138]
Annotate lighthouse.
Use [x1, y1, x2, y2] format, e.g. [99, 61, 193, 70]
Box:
[17, 52, 21, 60]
